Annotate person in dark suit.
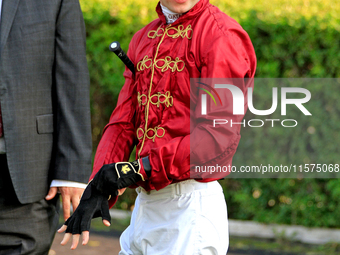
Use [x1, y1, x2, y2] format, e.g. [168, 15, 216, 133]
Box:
[0, 0, 92, 254]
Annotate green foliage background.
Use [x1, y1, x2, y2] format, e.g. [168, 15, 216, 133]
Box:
[80, 0, 340, 228]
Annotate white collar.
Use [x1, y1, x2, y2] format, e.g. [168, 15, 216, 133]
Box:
[160, 3, 182, 24]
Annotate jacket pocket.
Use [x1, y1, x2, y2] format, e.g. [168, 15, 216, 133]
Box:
[0, 240, 22, 254]
[36, 114, 54, 134]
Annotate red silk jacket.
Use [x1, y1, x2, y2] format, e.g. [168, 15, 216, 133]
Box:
[91, 0, 256, 198]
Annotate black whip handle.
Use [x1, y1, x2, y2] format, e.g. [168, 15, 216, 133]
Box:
[109, 41, 135, 75]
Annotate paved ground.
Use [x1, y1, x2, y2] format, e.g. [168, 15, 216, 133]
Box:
[50, 232, 121, 255]
[50, 232, 248, 255]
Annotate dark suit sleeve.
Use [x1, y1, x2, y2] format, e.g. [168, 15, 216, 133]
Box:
[53, 0, 92, 182]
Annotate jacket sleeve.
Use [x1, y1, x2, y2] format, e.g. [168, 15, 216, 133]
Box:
[91, 43, 138, 181]
[146, 28, 256, 190]
[53, 0, 92, 183]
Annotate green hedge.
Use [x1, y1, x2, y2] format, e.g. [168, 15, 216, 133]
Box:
[80, 0, 340, 228]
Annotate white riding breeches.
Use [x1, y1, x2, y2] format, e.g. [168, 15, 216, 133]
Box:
[119, 180, 229, 255]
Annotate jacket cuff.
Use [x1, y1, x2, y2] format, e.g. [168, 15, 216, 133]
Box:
[138, 158, 149, 181]
[50, 180, 87, 189]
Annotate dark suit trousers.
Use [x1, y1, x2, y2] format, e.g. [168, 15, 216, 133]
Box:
[0, 155, 60, 255]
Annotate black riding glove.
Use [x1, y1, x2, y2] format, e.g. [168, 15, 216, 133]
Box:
[91, 159, 146, 196]
[64, 181, 111, 234]
[64, 159, 147, 234]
